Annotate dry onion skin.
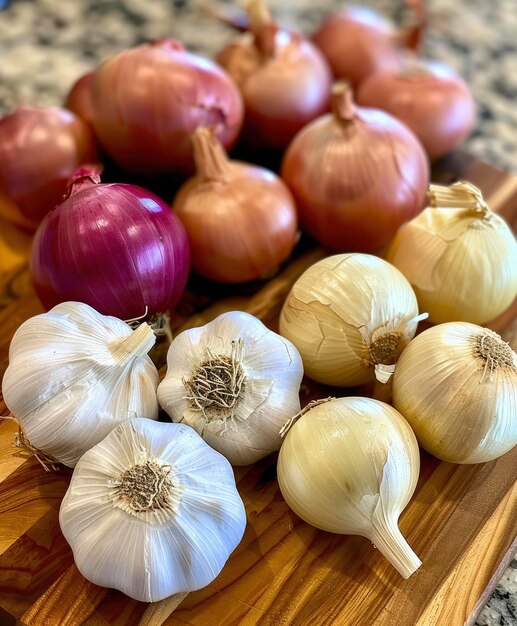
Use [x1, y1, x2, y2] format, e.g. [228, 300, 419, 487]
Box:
[357, 61, 475, 159]
[278, 397, 421, 578]
[393, 322, 517, 464]
[90, 39, 243, 175]
[388, 181, 517, 325]
[279, 253, 426, 386]
[281, 82, 429, 252]
[172, 127, 298, 283]
[216, 0, 332, 151]
[311, 6, 400, 86]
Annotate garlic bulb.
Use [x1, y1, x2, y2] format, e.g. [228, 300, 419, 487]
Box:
[393, 322, 517, 464]
[2, 301, 159, 467]
[279, 253, 426, 386]
[60, 418, 246, 602]
[388, 181, 517, 325]
[157, 311, 303, 465]
[278, 397, 421, 578]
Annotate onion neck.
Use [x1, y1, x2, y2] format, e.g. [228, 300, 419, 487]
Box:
[247, 0, 278, 58]
[192, 128, 232, 182]
[64, 165, 102, 198]
[428, 182, 492, 219]
[331, 82, 357, 123]
[397, 0, 428, 54]
[370, 516, 421, 579]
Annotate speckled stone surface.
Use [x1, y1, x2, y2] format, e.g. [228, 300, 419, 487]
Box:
[0, 1, 516, 623]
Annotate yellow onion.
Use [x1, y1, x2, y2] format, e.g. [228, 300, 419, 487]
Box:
[278, 397, 421, 578]
[279, 253, 426, 386]
[172, 127, 297, 283]
[393, 322, 517, 464]
[388, 182, 517, 325]
[280, 82, 429, 252]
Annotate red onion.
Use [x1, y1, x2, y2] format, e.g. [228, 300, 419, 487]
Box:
[281, 82, 429, 252]
[90, 39, 243, 175]
[173, 127, 297, 283]
[31, 168, 190, 320]
[216, 0, 332, 151]
[0, 106, 98, 231]
[64, 72, 96, 126]
[356, 60, 476, 159]
[311, 6, 400, 87]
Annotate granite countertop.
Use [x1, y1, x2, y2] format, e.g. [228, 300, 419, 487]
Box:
[0, 1, 516, 624]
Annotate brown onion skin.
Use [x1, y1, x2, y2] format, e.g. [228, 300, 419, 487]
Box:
[311, 7, 400, 87]
[64, 72, 96, 126]
[0, 106, 98, 231]
[90, 39, 244, 175]
[281, 88, 429, 252]
[173, 129, 298, 283]
[217, 30, 332, 151]
[356, 62, 476, 159]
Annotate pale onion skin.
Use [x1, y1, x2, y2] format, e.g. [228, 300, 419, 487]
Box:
[356, 61, 476, 159]
[393, 322, 517, 464]
[388, 206, 517, 325]
[173, 128, 297, 283]
[0, 106, 97, 230]
[311, 7, 400, 86]
[279, 253, 421, 387]
[90, 39, 243, 175]
[157, 311, 304, 465]
[278, 397, 421, 578]
[60, 418, 246, 602]
[281, 87, 429, 252]
[217, 29, 332, 151]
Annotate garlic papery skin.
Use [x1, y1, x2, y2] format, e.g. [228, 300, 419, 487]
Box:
[393, 322, 517, 464]
[2, 301, 159, 467]
[279, 253, 425, 386]
[157, 311, 303, 466]
[59, 418, 246, 602]
[388, 181, 517, 325]
[277, 397, 421, 578]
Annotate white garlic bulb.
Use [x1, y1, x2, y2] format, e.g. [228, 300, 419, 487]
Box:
[388, 181, 517, 325]
[279, 253, 426, 386]
[60, 418, 246, 603]
[393, 322, 517, 464]
[277, 397, 421, 578]
[2, 301, 159, 467]
[157, 311, 303, 466]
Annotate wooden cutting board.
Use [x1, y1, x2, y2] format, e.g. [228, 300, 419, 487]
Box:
[0, 153, 516, 626]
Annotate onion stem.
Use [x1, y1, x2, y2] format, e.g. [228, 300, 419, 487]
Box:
[192, 127, 232, 182]
[65, 166, 102, 198]
[246, 0, 277, 58]
[331, 81, 357, 122]
[428, 181, 491, 218]
[370, 517, 421, 579]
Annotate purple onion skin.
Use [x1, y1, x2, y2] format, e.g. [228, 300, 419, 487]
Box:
[31, 182, 190, 320]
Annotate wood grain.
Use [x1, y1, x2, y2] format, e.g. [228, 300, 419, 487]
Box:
[0, 155, 515, 626]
